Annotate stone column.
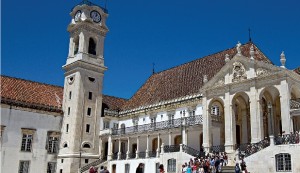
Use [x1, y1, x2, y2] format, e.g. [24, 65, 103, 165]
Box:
[68, 37, 74, 57]
[146, 135, 149, 158]
[136, 136, 139, 159]
[126, 137, 130, 159]
[249, 87, 263, 143]
[279, 80, 292, 133]
[224, 92, 235, 153]
[117, 139, 121, 160]
[157, 134, 160, 157]
[168, 132, 172, 145]
[241, 109, 248, 144]
[78, 32, 85, 53]
[107, 135, 112, 160]
[202, 96, 211, 153]
[99, 137, 103, 159]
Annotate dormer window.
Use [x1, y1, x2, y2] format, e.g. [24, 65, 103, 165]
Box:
[88, 38, 96, 55]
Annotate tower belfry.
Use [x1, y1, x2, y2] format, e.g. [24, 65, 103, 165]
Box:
[57, 1, 108, 172]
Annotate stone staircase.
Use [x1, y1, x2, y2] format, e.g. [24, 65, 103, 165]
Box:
[221, 166, 235, 173]
[78, 157, 107, 173]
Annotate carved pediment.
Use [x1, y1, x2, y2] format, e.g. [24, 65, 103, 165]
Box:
[232, 61, 247, 82]
[256, 68, 270, 77]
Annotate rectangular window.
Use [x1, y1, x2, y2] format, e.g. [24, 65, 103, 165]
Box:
[113, 123, 119, 129]
[168, 114, 175, 125]
[88, 92, 92, 100]
[60, 169, 63, 173]
[66, 124, 69, 133]
[21, 133, 33, 152]
[47, 162, 56, 173]
[276, 153, 292, 172]
[156, 163, 160, 173]
[61, 159, 64, 163]
[86, 124, 90, 133]
[67, 107, 70, 115]
[85, 159, 89, 164]
[47, 132, 59, 154]
[69, 91, 72, 100]
[103, 121, 110, 129]
[167, 159, 176, 172]
[87, 108, 92, 116]
[125, 164, 130, 173]
[18, 161, 30, 173]
[151, 117, 156, 128]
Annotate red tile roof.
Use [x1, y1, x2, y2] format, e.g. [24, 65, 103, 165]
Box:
[1, 42, 272, 113]
[294, 67, 300, 75]
[122, 42, 272, 110]
[0, 75, 127, 113]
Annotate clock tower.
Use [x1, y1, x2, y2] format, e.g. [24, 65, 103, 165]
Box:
[57, 1, 108, 173]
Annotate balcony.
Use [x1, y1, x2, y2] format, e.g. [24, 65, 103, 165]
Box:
[112, 115, 204, 136]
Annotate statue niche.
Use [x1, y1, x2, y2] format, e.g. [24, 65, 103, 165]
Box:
[232, 62, 247, 82]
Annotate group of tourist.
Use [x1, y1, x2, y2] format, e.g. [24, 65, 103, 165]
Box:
[275, 131, 300, 144]
[181, 152, 228, 173]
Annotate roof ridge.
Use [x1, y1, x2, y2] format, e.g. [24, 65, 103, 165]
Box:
[1, 75, 63, 89]
[154, 42, 252, 75]
[103, 94, 128, 101]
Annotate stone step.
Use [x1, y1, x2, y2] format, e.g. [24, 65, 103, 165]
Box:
[221, 166, 235, 173]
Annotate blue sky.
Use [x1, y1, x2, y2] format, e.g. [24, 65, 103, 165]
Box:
[2, 0, 300, 99]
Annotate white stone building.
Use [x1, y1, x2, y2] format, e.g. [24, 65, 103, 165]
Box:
[1, 1, 300, 173]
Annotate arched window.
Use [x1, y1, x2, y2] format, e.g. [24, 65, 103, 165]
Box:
[211, 105, 220, 116]
[167, 159, 176, 172]
[275, 153, 291, 171]
[83, 143, 91, 148]
[74, 36, 79, 55]
[88, 38, 96, 55]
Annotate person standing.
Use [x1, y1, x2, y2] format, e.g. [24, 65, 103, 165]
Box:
[136, 163, 144, 173]
[158, 164, 165, 173]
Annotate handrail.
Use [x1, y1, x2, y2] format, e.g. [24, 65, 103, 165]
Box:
[210, 145, 225, 153]
[182, 144, 205, 158]
[79, 156, 107, 173]
[237, 138, 270, 157]
[290, 99, 300, 109]
[112, 115, 205, 136]
[274, 133, 300, 145]
[164, 145, 180, 153]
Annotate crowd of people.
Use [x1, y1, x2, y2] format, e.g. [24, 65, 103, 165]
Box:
[275, 131, 300, 144]
[181, 152, 229, 173]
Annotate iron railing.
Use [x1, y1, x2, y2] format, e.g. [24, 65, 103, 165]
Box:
[164, 145, 180, 153]
[79, 156, 107, 173]
[182, 144, 206, 158]
[274, 133, 300, 145]
[112, 115, 204, 136]
[112, 153, 118, 160]
[148, 150, 157, 158]
[129, 152, 136, 159]
[120, 153, 127, 160]
[290, 99, 300, 109]
[210, 145, 225, 153]
[237, 138, 270, 157]
[138, 152, 146, 159]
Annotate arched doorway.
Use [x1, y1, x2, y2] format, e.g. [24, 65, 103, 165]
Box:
[260, 86, 281, 137]
[174, 135, 182, 145]
[208, 99, 225, 146]
[232, 92, 251, 145]
[152, 138, 162, 151]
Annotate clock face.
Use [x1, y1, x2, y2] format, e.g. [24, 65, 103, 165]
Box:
[74, 10, 81, 22]
[90, 10, 101, 23]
